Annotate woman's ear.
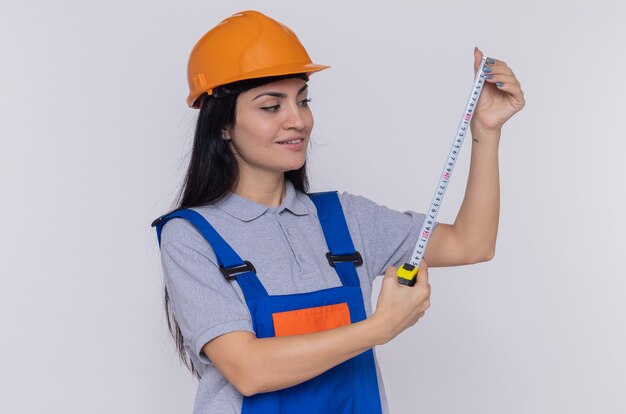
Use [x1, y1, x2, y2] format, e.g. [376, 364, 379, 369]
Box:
[222, 128, 231, 141]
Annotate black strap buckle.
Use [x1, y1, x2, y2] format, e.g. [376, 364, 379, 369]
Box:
[151, 207, 185, 228]
[325, 251, 363, 268]
[151, 215, 166, 228]
[219, 260, 256, 280]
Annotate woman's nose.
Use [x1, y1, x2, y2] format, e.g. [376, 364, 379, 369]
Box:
[283, 102, 306, 130]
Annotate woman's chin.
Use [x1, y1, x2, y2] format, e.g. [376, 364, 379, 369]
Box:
[281, 158, 307, 172]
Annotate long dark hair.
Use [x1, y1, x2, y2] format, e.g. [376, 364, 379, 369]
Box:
[164, 77, 310, 379]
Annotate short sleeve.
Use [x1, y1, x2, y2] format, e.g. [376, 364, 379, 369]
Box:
[159, 218, 254, 365]
[339, 192, 437, 278]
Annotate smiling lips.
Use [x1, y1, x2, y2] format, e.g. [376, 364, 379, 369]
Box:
[277, 138, 304, 145]
[276, 137, 305, 150]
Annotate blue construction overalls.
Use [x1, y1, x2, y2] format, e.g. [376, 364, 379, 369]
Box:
[153, 191, 383, 413]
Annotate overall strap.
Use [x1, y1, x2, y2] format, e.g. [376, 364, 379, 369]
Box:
[152, 209, 268, 300]
[308, 192, 362, 287]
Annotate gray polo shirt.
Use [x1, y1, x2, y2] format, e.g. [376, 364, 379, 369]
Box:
[159, 179, 434, 413]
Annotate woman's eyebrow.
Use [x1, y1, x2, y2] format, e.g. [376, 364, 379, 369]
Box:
[253, 84, 308, 101]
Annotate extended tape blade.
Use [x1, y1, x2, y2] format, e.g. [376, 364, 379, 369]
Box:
[407, 56, 488, 268]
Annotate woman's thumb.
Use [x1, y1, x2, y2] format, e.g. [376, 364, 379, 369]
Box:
[384, 265, 397, 279]
[474, 46, 483, 74]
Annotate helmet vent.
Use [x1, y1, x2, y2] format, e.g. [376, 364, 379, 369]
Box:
[193, 74, 206, 87]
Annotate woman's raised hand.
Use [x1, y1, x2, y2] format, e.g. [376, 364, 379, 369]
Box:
[372, 261, 431, 344]
[471, 47, 526, 132]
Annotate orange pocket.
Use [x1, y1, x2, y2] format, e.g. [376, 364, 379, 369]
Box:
[272, 303, 351, 337]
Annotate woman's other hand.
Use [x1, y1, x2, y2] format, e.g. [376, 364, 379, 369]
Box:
[372, 261, 431, 344]
[471, 47, 526, 132]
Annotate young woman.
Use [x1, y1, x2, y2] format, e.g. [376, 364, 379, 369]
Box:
[152, 10, 525, 414]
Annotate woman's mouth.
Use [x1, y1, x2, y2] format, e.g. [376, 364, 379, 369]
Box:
[276, 138, 305, 150]
[277, 138, 304, 145]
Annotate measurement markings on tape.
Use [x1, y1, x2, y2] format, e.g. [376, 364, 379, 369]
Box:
[397, 56, 489, 286]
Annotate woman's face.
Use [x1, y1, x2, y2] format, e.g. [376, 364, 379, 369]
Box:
[225, 77, 313, 178]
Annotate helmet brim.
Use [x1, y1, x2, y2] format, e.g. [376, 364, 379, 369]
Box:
[187, 63, 329, 108]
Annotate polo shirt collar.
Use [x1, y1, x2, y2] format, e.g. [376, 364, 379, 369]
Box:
[216, 179, 309, 222]
[281, 179, 310, 217]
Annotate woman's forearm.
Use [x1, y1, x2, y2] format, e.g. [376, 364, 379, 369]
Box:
[452, 124, 501, 260]
[424, 51, 523, 266]
[231, 316, 387, 396]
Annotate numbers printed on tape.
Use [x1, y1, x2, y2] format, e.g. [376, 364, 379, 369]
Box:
[407, 57, 488, 267]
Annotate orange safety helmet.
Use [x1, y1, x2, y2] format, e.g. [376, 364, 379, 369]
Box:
[186, 10, 330, 108]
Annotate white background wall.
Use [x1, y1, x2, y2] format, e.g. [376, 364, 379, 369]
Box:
[2, 0, 625, 413]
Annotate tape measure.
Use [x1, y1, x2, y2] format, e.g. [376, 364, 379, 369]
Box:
[397, 56, 489, 286]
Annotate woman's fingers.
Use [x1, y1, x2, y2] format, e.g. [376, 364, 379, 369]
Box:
[483, 59, 517, 79]
[483, 58, 510, 72]
[473, 50, 526, 129]
[482, 59, 525, 106]
[484, 64, 517, 80]
[415, 259, 429, 287]
[486, 74, 525, 106]
[484, 73, 520, 87]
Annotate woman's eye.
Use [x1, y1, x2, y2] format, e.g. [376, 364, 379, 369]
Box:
[260, 99, 311, 112]
[260, 105, 280, 112]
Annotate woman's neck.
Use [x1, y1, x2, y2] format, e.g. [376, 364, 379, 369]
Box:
[233, 168, 286, 208]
